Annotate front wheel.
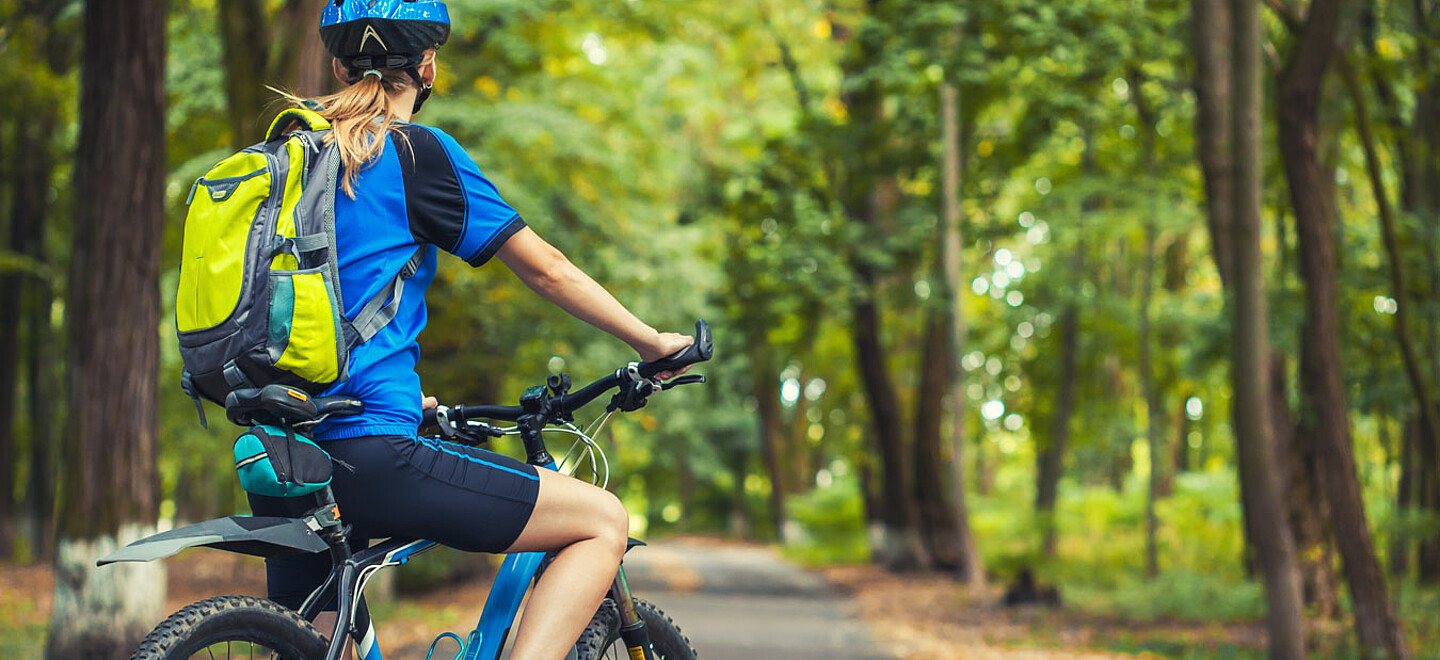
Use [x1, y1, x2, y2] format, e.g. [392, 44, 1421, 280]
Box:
[130, 595, 328, 660]
[571, 598, 697, 660]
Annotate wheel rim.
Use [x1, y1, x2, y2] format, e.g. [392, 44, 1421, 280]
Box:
[184, 639, 289, 659]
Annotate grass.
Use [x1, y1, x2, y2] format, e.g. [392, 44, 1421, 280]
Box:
[779, 463, 1440, 659]
[0, 590, 46, 660]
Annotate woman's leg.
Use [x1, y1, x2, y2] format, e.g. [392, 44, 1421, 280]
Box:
[503, 469, 629, 660]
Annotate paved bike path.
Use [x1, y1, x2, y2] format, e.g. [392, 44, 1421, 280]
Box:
[619, 539, 895, 660]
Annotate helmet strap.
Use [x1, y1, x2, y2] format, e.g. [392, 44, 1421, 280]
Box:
[404, 67, 432, 115]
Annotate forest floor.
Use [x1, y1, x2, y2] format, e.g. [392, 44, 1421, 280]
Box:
[822, 562, 1269, 660]
[0, 537, 1279, 659]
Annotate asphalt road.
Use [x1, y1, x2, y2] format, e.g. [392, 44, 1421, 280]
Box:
[619, 540, 894, 660]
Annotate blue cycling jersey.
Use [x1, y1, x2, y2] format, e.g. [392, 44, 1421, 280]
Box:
[314, 124, 525, 441]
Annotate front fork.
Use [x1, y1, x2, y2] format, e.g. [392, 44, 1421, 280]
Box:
[609, 566, 655, 660]
[523, 420, 654, 660]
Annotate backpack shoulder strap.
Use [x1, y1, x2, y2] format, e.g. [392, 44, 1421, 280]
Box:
[345, 246, 428, 348]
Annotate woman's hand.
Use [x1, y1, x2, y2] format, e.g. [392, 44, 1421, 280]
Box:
[637, 331, 695, 381]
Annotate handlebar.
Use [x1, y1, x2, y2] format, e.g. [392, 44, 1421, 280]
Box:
[636, 320, 713, 379]
[421, 320, 713, 431]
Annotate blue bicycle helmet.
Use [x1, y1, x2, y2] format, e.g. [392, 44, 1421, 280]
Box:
[320, 0, 451, 111]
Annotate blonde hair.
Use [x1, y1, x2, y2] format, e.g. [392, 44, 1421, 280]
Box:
[279, 51, 435, 197]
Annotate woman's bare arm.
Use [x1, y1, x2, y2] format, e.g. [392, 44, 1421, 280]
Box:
[497, 226, 692, 366]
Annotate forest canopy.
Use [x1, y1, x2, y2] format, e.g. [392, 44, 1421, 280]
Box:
[3, 0, 1440, 658]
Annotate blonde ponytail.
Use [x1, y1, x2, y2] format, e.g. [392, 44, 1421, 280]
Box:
[277, 52, 434, 197]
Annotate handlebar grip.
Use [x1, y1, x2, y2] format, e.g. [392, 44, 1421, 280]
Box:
[636, 320, 714, 380]
[421, 406, 438, 428]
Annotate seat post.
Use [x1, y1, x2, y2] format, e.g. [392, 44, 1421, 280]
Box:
[310, 486, 351, 560]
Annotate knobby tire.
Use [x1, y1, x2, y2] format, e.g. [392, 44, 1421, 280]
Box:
[130, 595, 328, 660]
[571, 598, 698, 660]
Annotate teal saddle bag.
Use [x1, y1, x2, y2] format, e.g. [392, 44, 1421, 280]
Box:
[233, 425, 333, 498]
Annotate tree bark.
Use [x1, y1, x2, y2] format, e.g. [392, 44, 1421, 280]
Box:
[1193, 0, 1235, 288]
[913, 311, 962, 569]
[1230, 0, 1308, 655]
[1271, 359, 1340, 619]
[1140, 222, 1161, 580]
[24, 272, 58, 560]
[751, 356, 788, 542]
[1037, 244, 1082, 558]
[1175, 394, 1192, 475]
[839, 1, 926, 571]
[852, 269, 926, 570]
[1130, 69, 1165, 580]
[46, 0, 168, 656]
[1277, 0, 1409, 655]
[0, 125, 29, 559]
[272, 0, 332, 97]
[7, 114, 61, 561]
[941, 81, 985, 590]
[218, 0, 272, 147]
[1392, 418, 1417, 577]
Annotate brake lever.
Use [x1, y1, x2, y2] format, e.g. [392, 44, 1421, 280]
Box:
[660, 374, 707, 390]
[466, 420, 505, 438]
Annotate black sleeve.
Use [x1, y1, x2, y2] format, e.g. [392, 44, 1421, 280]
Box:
[394, 124, 526, 266]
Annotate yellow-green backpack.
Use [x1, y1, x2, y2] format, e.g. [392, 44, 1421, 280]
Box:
[175, 108, 422, 425]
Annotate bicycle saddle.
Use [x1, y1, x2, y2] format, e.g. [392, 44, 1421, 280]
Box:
[225, 384, 364, 427]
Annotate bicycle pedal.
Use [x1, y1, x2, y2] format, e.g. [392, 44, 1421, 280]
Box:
[425, 631, 465, 660]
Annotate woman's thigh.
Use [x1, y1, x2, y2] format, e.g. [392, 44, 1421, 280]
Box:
[503, 468, 628, 554]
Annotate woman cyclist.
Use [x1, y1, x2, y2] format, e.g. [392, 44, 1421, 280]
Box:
[249, 2, 693, 659]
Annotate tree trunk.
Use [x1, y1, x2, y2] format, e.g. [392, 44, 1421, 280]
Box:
[914, 311, 961, 569]
[1192, 0, 1235, 288]
[852, 275, 926, 570]
[1271, 359, 1340, 619]
[1278, 0, 1409, 655]
[1175, 394, 1192, 475]
[24, 266, 58, 561]
[728, 448, 751, 539]
[752, 358, 788, 542]
[941, 81, 985, 591]
[272, 0, 332, 97]
[1392, 417, 1417, 578]
[1130, 70, 1164, 580]
[8, 114, 61, 561]
[1230, 0, 1308, 654]
[1140, 222, 1161, 580]
[46, 0, 168, 656]
[1036, 244, 1082, 558]
[0, 124, 32, 559]
[834, 1, 925, 571]
[218, 0, 272, 147]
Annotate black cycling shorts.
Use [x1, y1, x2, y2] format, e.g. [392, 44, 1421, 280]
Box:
[248, 434, 541, 610]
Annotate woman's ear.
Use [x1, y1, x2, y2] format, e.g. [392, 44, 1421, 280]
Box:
[420, 51, 438, 86]
[331, 58, 348, 84]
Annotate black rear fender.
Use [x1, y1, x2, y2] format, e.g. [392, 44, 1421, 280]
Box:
[97, 516, 328, 566]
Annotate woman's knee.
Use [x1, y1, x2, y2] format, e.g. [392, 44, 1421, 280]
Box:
[593, 488, 629, 551]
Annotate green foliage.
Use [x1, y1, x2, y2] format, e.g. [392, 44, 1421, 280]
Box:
[8, 0, 1440, 653]
[782, 474, 870, 566]
[0, 591, 45, 660]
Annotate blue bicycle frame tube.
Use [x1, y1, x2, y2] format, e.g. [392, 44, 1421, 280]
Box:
[464, 550, 549, 660]
[465, 458, 558, 660]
